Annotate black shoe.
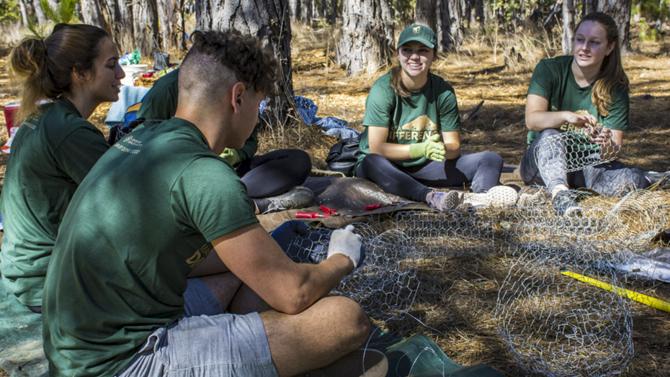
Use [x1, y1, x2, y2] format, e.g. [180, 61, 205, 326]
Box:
[552, 190, 583, 217]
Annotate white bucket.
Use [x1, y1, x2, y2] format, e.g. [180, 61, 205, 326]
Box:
[121, 64, 149, 86]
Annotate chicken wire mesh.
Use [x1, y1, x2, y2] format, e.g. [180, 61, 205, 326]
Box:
[494, 242, 634, 377]
[283, 222, 420, 320]
[534, 130, 620, 173]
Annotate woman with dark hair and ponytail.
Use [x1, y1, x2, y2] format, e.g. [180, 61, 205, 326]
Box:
[356, 23, 516, 211]
[0, 24, 124, 312]
[521, 12, 653, 215]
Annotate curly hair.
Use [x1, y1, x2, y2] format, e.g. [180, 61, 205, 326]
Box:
[9, 23, 110, 123]
[181, 30, 278, 96]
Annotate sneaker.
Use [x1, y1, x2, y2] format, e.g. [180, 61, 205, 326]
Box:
[259, 186, 315, 214]
[552, 190, 583, 217]
[462, 185, 519, 208]
[425, 190, 463, 211]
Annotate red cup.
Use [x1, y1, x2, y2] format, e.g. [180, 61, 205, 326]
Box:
[2, 102, 20, 135]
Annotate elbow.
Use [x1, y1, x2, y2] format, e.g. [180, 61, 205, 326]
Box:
[275, 273, 314, 315]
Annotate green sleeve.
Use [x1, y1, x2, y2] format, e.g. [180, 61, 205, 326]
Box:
[602, 87, 629, 131]
[362, 81, 394, 128]
[527, 59, 553, 99]
[171, 157, 258, 243]
[237, 126, 258, 161]
[137, 71, 179, 120]
[53, 124, 109, 184]
[437, 83, 460, 132]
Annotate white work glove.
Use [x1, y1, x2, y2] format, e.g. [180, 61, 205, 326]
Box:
[327, 225, 364, 269]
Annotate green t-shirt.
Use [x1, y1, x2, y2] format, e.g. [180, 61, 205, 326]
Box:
[42, 118, 258, 376]
[526, 55, 630, 144]
[0, 99, 108, 306]
[137, 68, 258, 162]
[358, 72, 460, 168]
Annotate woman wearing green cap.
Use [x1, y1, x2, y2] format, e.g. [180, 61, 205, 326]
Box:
[355, 23, 516, 210]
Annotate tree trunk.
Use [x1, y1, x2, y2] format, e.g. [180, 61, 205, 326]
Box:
[79, 0, 110, 31]
[438, 0, 462, 51]
[195, 0, 294, 127]
[337, 0, 394, 75]
[79, 0, 166, 55]
[582, 0, 598, 16]
[31, 0, 46, 24]
[562, 0, 575, 54]
[132, 0, 160, 54]
[415, 0, 436, 30]
[289, 0, 312, 23]
[18, 0, 29, 26]
[595, 0, 632, 51]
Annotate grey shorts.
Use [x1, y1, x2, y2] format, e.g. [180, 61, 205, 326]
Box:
[116, 312, 278, 377]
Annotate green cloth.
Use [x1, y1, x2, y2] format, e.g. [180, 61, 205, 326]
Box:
[42, 118, 258, 376]
[358, 72, 460, 168]
[137, 68, 258, 163]
[0, 99, 108, 307]
[526, 55, 629, 144]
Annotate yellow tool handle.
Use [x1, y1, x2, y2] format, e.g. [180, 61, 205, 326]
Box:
[561, 270, 670, 313]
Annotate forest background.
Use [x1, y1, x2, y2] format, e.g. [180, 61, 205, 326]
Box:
[0, 1, 669, 376]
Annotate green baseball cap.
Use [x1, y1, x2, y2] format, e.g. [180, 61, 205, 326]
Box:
[397, 24, 436, 49]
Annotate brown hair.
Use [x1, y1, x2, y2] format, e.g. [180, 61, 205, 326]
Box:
[576, 12, 629, 116]
[9, 23, 110, 123]
[180, 30, 278, 97]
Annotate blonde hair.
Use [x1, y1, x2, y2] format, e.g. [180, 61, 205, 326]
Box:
[9, 23, 109, 123]
[576, 12, 629, 116]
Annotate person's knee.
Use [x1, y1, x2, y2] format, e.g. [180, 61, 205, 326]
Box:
[328, 296, 370, 348]
[284, 149, 312, 177]
[479, 151, 503, 169]
[539, 128, 560, 137]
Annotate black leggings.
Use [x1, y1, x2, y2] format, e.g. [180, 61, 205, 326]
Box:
[355, 152, 503, 202]
[237, 149, 312, 198]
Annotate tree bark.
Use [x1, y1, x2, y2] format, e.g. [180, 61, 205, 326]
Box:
[595, 0, 632, 51]
[289, 0, 312, 23]
[18, 0, 29, 26]
[439, 0, 462, 51]
[582, 0, 598, 16]
[415, 0, 436, 30]
[562, 0, 575, 54]
[31, 0, 46, 24]
[336, 0, 394, 75]
[79, 0, 170, 56]
[196, 0, 294, 126]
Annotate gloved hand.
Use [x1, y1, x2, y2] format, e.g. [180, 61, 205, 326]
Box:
[220, 148, 242, 166]
[408, 134, 446, 161]
[327, 225, 364, 269]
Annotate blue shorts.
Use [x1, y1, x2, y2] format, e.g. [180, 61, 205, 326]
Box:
[116, 312, 278, 377]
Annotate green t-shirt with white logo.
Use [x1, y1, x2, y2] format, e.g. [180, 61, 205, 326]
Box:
[42, 118, 258, 376]
[358, 72, 460, 168]
[526, 55, 629, 144]
[137, 68, 258, 162]
[0, 99, 108, 306]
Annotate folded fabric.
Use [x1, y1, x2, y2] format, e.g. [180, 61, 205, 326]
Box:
[105, 85, 150, 125]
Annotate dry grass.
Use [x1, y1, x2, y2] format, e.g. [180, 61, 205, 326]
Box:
[0, 24, 669, 377]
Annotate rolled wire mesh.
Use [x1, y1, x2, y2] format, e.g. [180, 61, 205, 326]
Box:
[283, 222, 420, 320]
[495, 242, 634, 377]
[393, 210, 497, 257]
[535, 130, 620, 173]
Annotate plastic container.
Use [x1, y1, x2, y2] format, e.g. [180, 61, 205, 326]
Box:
[121, 64, 149, 86]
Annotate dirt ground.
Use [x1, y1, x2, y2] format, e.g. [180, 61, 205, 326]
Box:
[0, 27, 668, 376]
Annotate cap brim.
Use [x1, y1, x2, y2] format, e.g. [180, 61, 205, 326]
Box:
[398, 37, 435, 49]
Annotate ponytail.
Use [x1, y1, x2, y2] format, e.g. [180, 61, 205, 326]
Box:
[8, 23, 110, 123]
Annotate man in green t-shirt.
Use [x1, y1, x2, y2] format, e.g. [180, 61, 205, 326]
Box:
[138, 67, 313, 215]
[43, 30, 367, 377]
